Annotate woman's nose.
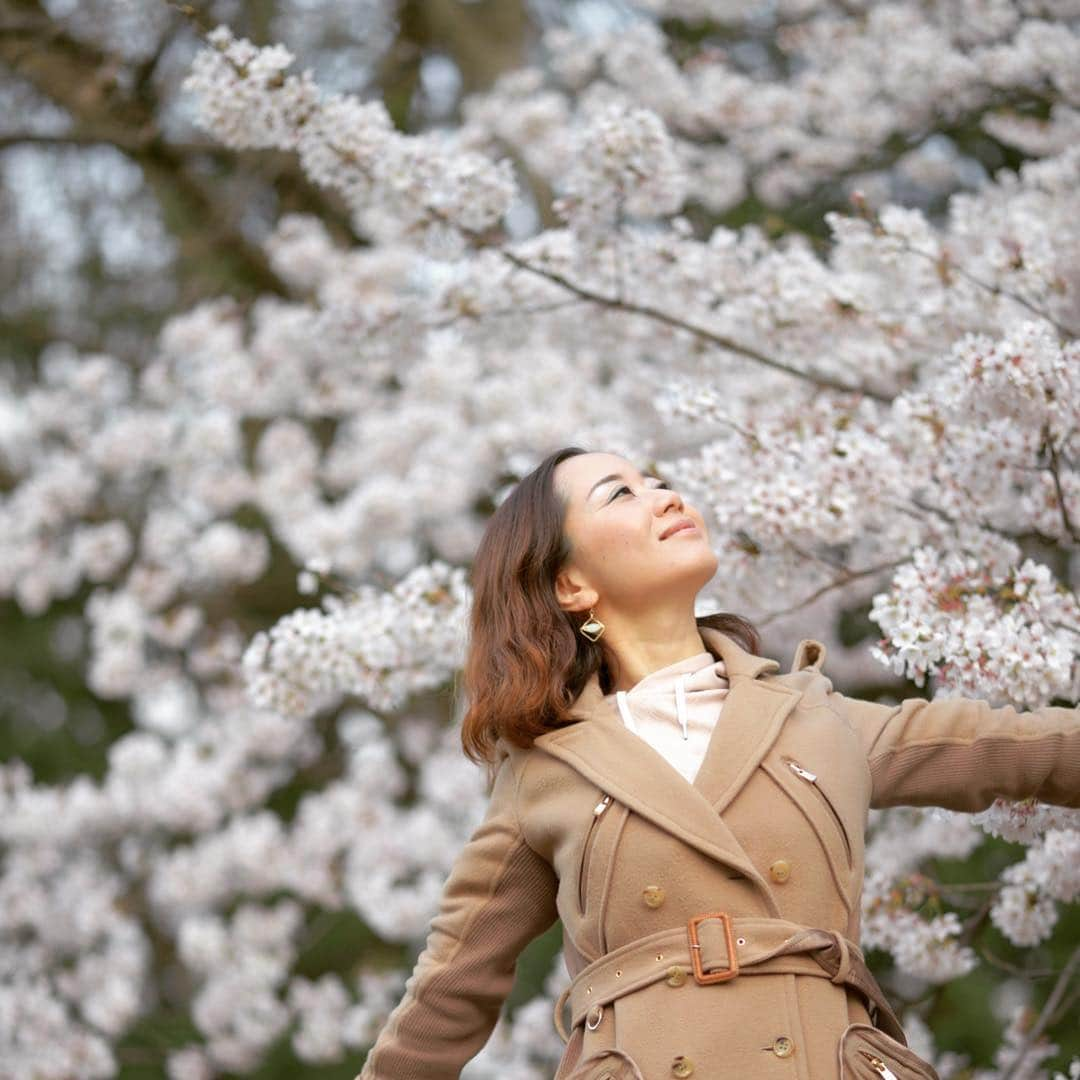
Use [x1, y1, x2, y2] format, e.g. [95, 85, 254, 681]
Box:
[655, 487, 684, 515]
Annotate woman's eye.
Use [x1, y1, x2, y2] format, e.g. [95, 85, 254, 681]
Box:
[609, 481, 672, 502]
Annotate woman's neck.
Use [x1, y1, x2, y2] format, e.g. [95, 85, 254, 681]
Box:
[602, 626, 710, 693]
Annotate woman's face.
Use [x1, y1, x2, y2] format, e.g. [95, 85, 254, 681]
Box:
[552, 451, 718, 617]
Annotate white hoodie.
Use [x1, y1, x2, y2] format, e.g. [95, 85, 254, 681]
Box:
[604, 650, 731, 784]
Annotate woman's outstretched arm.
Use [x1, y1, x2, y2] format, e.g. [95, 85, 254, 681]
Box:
[828, 690, 1080, 810]
[357, 751, 558, 1080]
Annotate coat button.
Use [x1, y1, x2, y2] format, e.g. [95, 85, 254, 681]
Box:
[769, 859, 792, 883]
[772, 1036, 795, 1057]
[665, 965, 687, 987]
[642, 884, 666, 908]
[671, 1056, 694, 1077]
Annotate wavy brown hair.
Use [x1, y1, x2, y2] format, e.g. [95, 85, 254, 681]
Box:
[459, 446, 761, 767]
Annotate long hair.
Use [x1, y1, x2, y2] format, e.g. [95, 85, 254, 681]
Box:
[459, 446, 761, 767]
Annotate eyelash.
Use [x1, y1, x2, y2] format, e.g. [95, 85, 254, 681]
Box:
[610, 481, 672, 501]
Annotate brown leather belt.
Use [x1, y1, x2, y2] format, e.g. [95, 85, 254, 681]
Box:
[554, 912, 905, 1045]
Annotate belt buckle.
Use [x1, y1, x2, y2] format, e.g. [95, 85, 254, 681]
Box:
[687, 911, 739, 985]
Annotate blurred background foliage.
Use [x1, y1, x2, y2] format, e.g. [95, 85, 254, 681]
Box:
[0, 1, 1075, 1076]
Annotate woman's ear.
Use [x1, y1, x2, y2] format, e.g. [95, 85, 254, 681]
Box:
[554, 566, 597, 614]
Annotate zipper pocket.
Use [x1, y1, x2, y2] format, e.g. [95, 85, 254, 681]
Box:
[784, 757, 853, 868]
[857, 1050, 899, 1080]
[578, 794, 612, 911]
[840, 1023, 939, 1080]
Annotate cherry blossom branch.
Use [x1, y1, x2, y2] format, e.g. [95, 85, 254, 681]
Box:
[736, 89, 1060, 235]
[0, 131, 227, 155]
[1046, 986, 1080, 1029]
[979, 946, 1060, 981]
[1000, 944, 1080, 1080]
[1046, 439, 1080, 544]
[757, 553, 915, 626]
[499, 249, 894, 403]
[870, 230, 1079, 341]
[902, 494, 1074, 550]
[427, 298, 590, 328]
[0, 9, 292, 299]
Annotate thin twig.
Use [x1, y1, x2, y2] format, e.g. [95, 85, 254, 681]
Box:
[427, 298, 589, 328]
[900, 494, 1068, 550]
[499, 249, 893, 402]
[757, 553, 914, 626]
[1046, 985, 1080, 1029]
[884, 237, 1079, 340]
[785, 538, 849, 574]
[162, 0, 216, 37]
[0, 131, 224, 154]
[979, 946, 1058, 980]
[1000, 944, 1080, 1080]
[950, 893, 995, 940]
[935, 880, 1004, 894]
[1046, 437, 1080, 543]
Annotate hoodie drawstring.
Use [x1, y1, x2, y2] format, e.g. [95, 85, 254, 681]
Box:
[675, 674, 688, 741]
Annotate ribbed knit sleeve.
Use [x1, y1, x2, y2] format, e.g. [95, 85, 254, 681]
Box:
[356, 753, 559, 1080]
[828, 691, 1080, 811]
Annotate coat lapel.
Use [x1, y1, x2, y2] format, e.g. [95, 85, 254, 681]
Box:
[692, 679, 800, 813]
[533, 629, 803, 912]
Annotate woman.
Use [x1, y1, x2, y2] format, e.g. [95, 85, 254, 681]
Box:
[357, 446, 1080, 1080]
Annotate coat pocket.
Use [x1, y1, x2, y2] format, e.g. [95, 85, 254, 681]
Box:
[782, 755, 854, 868]
[562, 1048, 645, 1080]
[838, 1023, 940, 1080]
[578, 792, 613, 912]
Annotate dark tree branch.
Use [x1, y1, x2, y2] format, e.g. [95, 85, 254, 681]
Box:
[1047, 437, 1080, 544]
[1000, 945, 1080, 1080]
[500, 249, 895, 402]
[884, 235, 1079, 340]
[0, 4, 292, 297]
[756, 553, 914, 626]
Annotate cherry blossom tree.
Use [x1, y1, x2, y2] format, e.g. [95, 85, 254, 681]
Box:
[1, 2, 1078, 1078]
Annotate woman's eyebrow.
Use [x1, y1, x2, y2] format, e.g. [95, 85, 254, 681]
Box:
[585, 472, 663, 500]
[586, 473, 622, 500]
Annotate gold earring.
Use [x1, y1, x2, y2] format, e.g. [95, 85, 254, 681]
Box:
[579, 608, 606, 642]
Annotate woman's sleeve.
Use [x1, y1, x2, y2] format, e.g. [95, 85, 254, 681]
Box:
[356, 752, 559, 1080]
[827, 689, 1080, 811]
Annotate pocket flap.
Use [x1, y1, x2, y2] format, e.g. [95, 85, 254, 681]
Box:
[838, 1023, 940, 1080]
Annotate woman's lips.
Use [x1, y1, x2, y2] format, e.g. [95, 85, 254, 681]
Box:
[659, 520, 697, 540]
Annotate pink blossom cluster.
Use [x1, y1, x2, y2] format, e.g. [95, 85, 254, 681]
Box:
[184, 28, 516, 248]
[990, 828, 1080, 946]
[241, 560, 471, 717]
[869, 545, 1079, 704]
[468, 7, 1080, 214]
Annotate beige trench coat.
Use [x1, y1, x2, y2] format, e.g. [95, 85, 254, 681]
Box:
[357, 628, 1080, 1080]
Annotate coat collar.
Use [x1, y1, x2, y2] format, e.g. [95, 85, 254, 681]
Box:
[533, 628, 801, 913]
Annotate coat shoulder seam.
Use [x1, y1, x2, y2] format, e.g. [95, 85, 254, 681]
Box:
[511, 750, 544, 857]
